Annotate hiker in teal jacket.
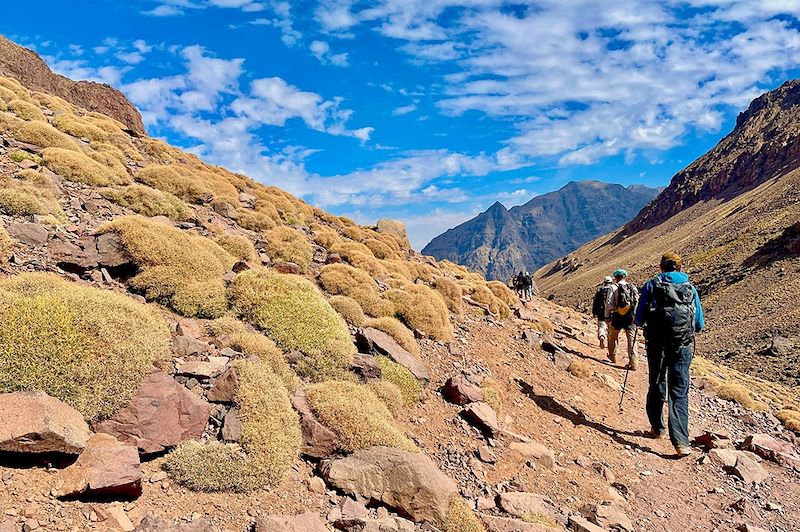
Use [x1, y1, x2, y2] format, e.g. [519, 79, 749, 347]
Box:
[635, 251, 704, 457]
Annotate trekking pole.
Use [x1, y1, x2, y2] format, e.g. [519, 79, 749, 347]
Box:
[618, 327, 639, 412]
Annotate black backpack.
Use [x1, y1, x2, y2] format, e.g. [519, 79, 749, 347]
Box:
[592, 286, 611, 318]
[646, 280, 696, 346]
[615, 283, 637, 316]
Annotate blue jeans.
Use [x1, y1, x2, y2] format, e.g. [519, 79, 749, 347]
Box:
[645, 341, 693, 447]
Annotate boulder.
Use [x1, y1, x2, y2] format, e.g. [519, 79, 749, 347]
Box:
[94, 371, 211, 454]
[135, 514, 218, 531]
[553, 351, 573, 371]
[96, 505, 135, 532]
[213, 201, 238, 219]
[363, 517, 415, 532]
[0, 391, 90, 454]
[207, 367, 240, 403]
[510, 442, 556, 470]
[357, 328, 429, 382]
[442, 375, 483, 405]
[741, 434, 800, 469]
[6, 222, 47, 246]
[95, 232, 133, 267]
[221, 408, 243, 442]
[708, 448, 742, 468]
[274, 261, 302, 275]
[768, 335, 794, 356]
[498, 492, 557, 520]
[320, 446, 458, 524]
[253, 513, 328, 532]
[290, 389, 338, 458]
[55, 433, 142, 499]
[567, 515, 604, 532]
[462, 402, 500, 436]
[589, 502, 633, 531]
[172, 335, 213, 358]
[351, 353, 382, 380]
[732, 455, 770, 485]
[176, 357, 229, 380]
[482, 515, 558, 532]
[514, 306, 538, 321]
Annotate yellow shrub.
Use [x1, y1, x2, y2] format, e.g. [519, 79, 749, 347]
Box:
[481, 378, 504, 419]
[311, 224, 340, 248]
[206, 317, 297, 390]
[368, 380, 404, 416]
[375, 355, 421, 406]
[252, 199, 283, 224]
[386, 283, 453, 341]
[434, 276, 463, 314]
[215, 234, 256, 262]
[487, 280, 517, 307]
[236, 209, 277, 231]
[263, 226, 312, 272]
[98, 216, 234, 318]
[32, 92, 76, 113]
[8, 99, 45, 121]
[319, 263, 394, 317]
[14, 121, 79, 150]
[165, 360, 300, 492]
[305, 381, 416, 452]
[776, 409, 800, 432]
[137, 164, 210, 203]
[42, 147, 130, 186]
[88, 149, 131, 183]
[0, 86, 18, 104]
[342, 226, 365, 242]
[0, 77, 34, 103]
[382, 260, 414, 282]
[329, 295, 367, 327]
[0, 176, 65, 220]
[0, 225, 12, 260]
[330, 241, 386, 277]
[100, 185, 193, 220]
[470, 284, 510, 318]
[0, 273, 170, 421]
[443, 497, 485, 532]
[716, 383, 769, 411]
[364, 238, 397, 260]
[568, 359, 592, 379]
[365, 316, 420, 358]
[0, 112, 23, 136]
[228, 269, 355, 381]
[50, 112, 106, 142]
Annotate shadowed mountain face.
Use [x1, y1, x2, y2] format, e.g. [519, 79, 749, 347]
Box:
[537, 80, 800, 386]
[422, 181, 660, 280]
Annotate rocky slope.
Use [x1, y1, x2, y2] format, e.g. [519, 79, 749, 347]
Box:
[536, 80, 800, 387]
[0, 38, 797, 532]
[423, 181, 659, 281]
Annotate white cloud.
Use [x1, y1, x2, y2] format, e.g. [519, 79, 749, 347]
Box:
[392, 103, 417, 116]
[310, 40, 349, 66]
[144, 4, 185, 16]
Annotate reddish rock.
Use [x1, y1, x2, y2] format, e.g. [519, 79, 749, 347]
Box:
[693, 428, 733, 450]
[7, 222, 47, 246]
[321, 446, 458, 524]
[568, 515, 604, 532]
[326, 253, 342, 264]
[589, 502, 633, 531]
[498, 492, 557, 520]
[482, 515, 558, 532]
[274, 261, 302, 275]
[0, 391, 90, 454]
[95, 232, 133, 267]
[708, 448, 742, 468]
[213, 202, 239, 219]
[514, 306, 538, 321]
[207, 367, 240, 403]
[510, 441, 556, 469]
[733, 455, 770, 485]
[351, 353, 382, 380]
[442, 375, 483, 405]
[253, 513, 328, 532]
[290, 389, 338, 458]
[55, 433, 142, 498]
[172, 335, 213, 358]
[741, 434, 800, 469]
[221, 408, 243, 442]
[176, 357, 228, 380]
[358, 327, 429, 382]
[462, 402, 500, 436]
[134, 514, 218, 531]
[94, 371, 211, 454]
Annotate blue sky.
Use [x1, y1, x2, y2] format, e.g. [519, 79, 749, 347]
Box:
[4, 1, 800, 248]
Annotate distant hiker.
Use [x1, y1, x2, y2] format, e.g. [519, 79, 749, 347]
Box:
[608, 269, 639, 370]
[592, 276, 614, 349]
[513, 271, 525, 299]
[635, 252, 704, 457]
[523, 271, 534, 300]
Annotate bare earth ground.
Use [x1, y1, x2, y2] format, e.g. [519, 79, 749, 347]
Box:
[1, 299, 798, 532]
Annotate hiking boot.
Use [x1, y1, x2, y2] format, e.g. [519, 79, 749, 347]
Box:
[607, 352, 617, 363]
[674, 444, 693, 457]
[645, 429, 667, 439]
[628, 356, 638, 371]
[599, 338, 606, 349]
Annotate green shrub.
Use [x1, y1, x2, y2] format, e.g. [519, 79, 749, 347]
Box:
[375, 355, 421, 406]
[386, 283, 453, 341]
[98, 216, 235, 318]
[318, 263, 393, 317]
[214, 234, 256, 262]
[228, 269, 355, 381]
[100, 185, 193, 220]
[305, 381, 416, 452]
[8, 150, 41, 164]
[0, 273, 170, 421]
[14, 121, 78, 150]
[42, 147, 130, 186]
[328, 295, 367, 327]
[263, 226, 312, 272]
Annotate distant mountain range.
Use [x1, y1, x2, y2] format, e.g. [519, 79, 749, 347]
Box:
[422, 180, 661, 280]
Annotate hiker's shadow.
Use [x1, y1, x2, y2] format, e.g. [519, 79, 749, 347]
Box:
[515, 379, 675, 459]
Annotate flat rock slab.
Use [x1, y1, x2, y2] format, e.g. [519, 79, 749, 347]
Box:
[442, 375, 483, 405]
[6, 222, 48, 246]
[135, 514, 218, 531]
[95, 371, 211, 454]
[733, 455, 770, 485]
[55, 433, 142, 499]
[462, 402, 500, 436]
[207, 367, 240, 403]
[741, 433, 800, 469]
[290, 389, 338, 458]
[482, 515, 559, 532]
[321, 446, 458, 524]
[498, 492, 557, 520]
[253, 513, 328, 532]
[510, 442, 556, 470]
[358, 328, 430, 382]
[176, 357, 229, 380]
[0, 391, 90, 454]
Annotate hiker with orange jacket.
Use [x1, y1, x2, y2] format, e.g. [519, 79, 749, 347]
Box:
[635, 252, 704, 457]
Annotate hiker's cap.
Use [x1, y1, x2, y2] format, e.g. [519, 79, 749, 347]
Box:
[660, 251, 682, 271]
[603, 276, 613, 284]
[613, 268, 628, 278]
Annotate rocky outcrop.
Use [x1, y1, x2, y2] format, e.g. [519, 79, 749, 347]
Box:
[0, 36, 145, 134]
[741, 434, 800, 469]
[253, 513, 328, 532]
[357, 328, 429, 381]
[320, 446, 458, 524]
[94, 371, 211, 454]
[0, 391, 90, 454]
[55, 433, 142, 498]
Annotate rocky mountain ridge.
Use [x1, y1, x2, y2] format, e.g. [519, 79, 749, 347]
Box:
[423, 181, 660, 281]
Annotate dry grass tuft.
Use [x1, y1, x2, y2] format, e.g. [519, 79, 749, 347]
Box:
[375, 355, 421, 406]
[0, 174, 65, 221]
[206, 317, 297, 390]
[0, 77, 34, 103]
[8, 99, 45, 121]
[434, 276, 463, 314]
[487, 280, 517, 307]
[365, 316, 420, 358]
[469, 284, 511, 319]
[0, 225, 12, 260]
[100, 185, 193, 220]
[330, 241, 386, 277]
[318, 263, 394, 317]
[443, 497, 485, 532]
[364, 238, 398, 260]
[328, 295, 367, 327]
[236, 209, 278, 231]
[163, 441, 250, 492]
[522, 513, 559, 528]
[481, 378, 504, 419]
[568, 359, 592, 379]
[42, 147, 130, 186]
[14, 120, 79, 150]
[137, 164, 211, 203]
[99, 216, 234, 318]
[311, 224, 340, 248]
[0, 273, 170, 421]
[228, 269, 355, 381]
[263, 226, 312, 272]
[214, 234, 256, 262]
[305, 380, 416, 452]
[52, 113, 108, 142]
[716, 383, 769, 411]
[776, 409, 800, 432]
[368, 380, 404, 416]
[32, 92, 76, 114]
[386, 283, 453, 341]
